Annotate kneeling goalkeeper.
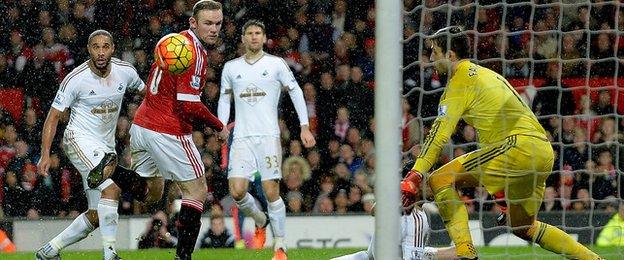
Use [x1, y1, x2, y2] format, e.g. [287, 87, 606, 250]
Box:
[401, 26, 601, 260]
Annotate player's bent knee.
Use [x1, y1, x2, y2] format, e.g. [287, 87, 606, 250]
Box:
[428, 172, 453, 194]
[228, 179, 249, 201]
[229, 188, 246, 201]
[178, 177, 207, 201]
[101, 183, 121, 199]
[85, 210, 99, 226]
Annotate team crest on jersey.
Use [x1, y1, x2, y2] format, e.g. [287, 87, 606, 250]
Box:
[261, 70, 269, 78]
[191, 75, 201, 89]
[239, 83, 266, 106]
[117, 83, 124, 93]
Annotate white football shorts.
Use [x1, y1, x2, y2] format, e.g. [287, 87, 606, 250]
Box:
[130, 124, 204, 182]
[227, 136, 282, 181]
[62, 130, 115, 209]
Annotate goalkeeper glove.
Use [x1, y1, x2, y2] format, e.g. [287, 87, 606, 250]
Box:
[400, 170, 423, 209]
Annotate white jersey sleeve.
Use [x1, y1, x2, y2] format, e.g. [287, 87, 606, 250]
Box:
[277, 58, 299, 90]
[218, 62, 232, 125]
[278, 58, 309, 126]
[128, 68, 145, 91]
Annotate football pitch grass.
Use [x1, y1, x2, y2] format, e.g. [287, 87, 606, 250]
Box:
[8, 246, 623, 259]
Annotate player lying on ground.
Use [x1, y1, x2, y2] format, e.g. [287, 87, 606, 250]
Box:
[333, 160, 456, 260]
[400, 26, 601, 259]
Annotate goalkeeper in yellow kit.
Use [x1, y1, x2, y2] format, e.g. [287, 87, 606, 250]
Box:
[400, 26, 601, 260]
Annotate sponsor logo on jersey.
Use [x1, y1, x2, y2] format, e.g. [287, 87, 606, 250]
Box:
[236, 74, 242, 79]
[239, 84, 266, 106]
[89, 90, 97, 96]
[91, 98, 120, 123]
[117, 83, 124, 93]
[262, 70, 269, 77]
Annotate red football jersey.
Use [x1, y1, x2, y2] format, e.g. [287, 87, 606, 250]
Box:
[134, 30, 208, 135]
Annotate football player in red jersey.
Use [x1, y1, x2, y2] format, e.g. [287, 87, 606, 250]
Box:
[129, 1, 227, 259]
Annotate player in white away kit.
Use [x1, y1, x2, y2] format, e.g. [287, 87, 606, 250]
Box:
[333, 162, 456, 260]
[36, 30, 145, 260]
[130, 1, 226, 260]
[218, 20, 316, 260]
[332, 204, 456, 260]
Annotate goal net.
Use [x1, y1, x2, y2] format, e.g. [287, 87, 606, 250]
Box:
[402, 0, 623, 258]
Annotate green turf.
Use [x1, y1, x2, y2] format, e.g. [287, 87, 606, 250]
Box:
[8, 246, 623, 259]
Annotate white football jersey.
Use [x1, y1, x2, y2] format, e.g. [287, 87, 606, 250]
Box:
[401, 207, 430, 259]
[220, 53, 301, 139]
[52, 58, 145, 147]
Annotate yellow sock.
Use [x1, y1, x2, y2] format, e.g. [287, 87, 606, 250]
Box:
[529, 221, 602, 260]
[434, 187, 476, 258]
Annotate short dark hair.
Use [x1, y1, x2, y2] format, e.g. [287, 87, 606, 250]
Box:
[242, 19, 266, 35]
[192, 0, 222, 18]
[430, 26, 471, 59]
[87, 29, 113, 45]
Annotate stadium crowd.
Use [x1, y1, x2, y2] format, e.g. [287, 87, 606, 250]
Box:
[0, 0, 622, 221]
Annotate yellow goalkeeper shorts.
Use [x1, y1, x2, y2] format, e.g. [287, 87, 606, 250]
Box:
[455, 134, 554, 217]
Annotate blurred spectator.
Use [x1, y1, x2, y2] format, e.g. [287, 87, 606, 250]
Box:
[41, 27, 74, 81]
[532, 63, 576, 118]
[199, 212, 235, 248]
[20, 43, 58, 112]
[302, 83, 318, 136]
[314, 194, 334, 214]
[316, 72, 339, 144]
[340, 66, 373, 131]
[362, 193, 375, 215]
[286, 191, 305, 213]
[282, 155, 312, 195]
[590, 33, 615, 77]
[0, 125, 19, 170]
[334, 189, 349, 214]
[591, 90, 614, 116]
[7, 140, 34, 174]
[563, 128, 589, 171]
[338, 144, 363, 174]
[2, 171, 30, 217]
[347, 185, 364, 212]
[0, 53, 16, 88]
[7, 30, 32, 74]
[18, 109, 42, 152]
[138, 211, 177, 249]
[560, 34, 586, 77]
[331, 0, 347, 40]
[333, 107, 350, 141]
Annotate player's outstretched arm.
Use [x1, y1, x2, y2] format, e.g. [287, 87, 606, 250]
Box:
[178, 100, 224, 131]
[38, 108, 63, 176]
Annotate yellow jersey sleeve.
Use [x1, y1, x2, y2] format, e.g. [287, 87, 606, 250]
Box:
[412, 66, 473, 173]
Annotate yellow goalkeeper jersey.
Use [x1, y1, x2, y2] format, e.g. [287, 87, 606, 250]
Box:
[413, 60, 548, 173]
